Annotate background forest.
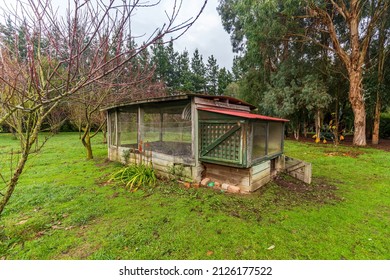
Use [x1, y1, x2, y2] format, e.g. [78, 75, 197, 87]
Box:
[2, 1, 390, 149]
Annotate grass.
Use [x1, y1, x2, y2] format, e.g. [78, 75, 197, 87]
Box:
[0, 133, 389, 260]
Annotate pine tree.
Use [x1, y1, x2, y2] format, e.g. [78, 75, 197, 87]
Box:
[191, 49, 207, 93]
[206, 55, 219, 95]
[177, 50, 194, 92]
[217, 67, 233, 95]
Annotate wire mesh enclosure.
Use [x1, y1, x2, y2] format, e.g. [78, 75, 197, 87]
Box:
[104, 94, 295, 190]
[118, 108, 137, 148]
[141, 103, 192, 160]
[108, 100, 193, 163]
[199, 110, 285, 168]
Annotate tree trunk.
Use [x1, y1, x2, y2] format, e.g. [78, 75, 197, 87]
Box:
[315, 109, 321, 138]
[102, 129, 107, 144]
[0, 112, 43, 216]
[372, 94, 380, 145]
[0, 150, 30, 216]
[81, 127, 94, 160]
[372, 16, 386, 145]
[349, 70, 366, 146]
[293, 123, 300, 140]
[334, 92, 339, 146]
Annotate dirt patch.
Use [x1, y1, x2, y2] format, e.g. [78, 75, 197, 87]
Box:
[273, 174, 343, 204]
[324, 150, 364, 158]
[95, 158, 112, 167]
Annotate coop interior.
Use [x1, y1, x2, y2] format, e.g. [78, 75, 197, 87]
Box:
[111, 100, 193, 164]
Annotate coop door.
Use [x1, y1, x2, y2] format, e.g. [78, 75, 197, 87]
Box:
[199, 120, 246, 166]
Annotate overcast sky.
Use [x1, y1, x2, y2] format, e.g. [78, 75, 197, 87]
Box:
[0, 0, 235, 69]
[130, 0, 235, 69]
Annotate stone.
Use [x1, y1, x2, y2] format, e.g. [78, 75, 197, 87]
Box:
[221, 183, 229, 190]
[201, 178, 211, 186]
[227, 185, 241, 193]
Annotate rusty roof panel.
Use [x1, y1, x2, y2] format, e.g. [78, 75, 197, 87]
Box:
[198, 107, 289, 122]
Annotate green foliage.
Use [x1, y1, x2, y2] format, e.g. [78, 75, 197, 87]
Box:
[191, 49, 207, 93]
[110, 163, 157, 192]
[380, 113, 390, 139]
[149, 43, 234, 95]
[206, 55, 219, 95]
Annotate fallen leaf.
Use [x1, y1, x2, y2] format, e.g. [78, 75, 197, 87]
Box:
[207, 251, 214, 256]
[51, 225, 63, 230]
[267, 245, 275, 250]
[16, 220, 28, 225]
[36, 231, 45, 237]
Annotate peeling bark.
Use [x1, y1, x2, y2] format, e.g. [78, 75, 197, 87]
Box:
[349, 70, 366, 146]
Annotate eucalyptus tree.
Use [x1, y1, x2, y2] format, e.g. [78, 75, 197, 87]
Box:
[218, 0, 390, 146]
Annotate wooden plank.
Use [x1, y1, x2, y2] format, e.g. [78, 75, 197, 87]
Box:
[204, 162, 251, 186]
[205, 172, 250, 186]
[251, 168, 270, 183]
[284, 156, 312, 184]
[203, 163, 250, 176]
[251, 161, 270, 175]
[191, 98, 197, 161]
[250, 175, 271, 191]
[194, 97, 251, 112]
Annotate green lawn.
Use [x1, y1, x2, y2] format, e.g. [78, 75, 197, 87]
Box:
[0, 133, 389, 260]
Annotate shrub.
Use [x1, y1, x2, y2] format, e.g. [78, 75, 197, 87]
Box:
[110, 163, 157, 191]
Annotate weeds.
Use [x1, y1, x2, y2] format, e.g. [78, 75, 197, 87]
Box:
[110, 163, 157, 192]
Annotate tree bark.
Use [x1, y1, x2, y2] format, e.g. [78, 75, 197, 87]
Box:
[372, 94, 381, 145]
[81, 126, 94, 160]
[349, 69, 366, 146]
[372, 14, 386, 145]
[347, 4, 366, 146]
[0, 150, 30, 216]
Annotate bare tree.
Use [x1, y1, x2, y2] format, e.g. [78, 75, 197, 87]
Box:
[0, 0, 207, 216]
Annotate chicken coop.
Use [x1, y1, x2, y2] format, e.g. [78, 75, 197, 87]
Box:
[104, 93, 311, 192]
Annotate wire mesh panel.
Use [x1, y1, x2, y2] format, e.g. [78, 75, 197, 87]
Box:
[268, 122, 283, 155]
[118, 109, 137, 147]
[252, 122, 267, 160]
[199, 120, 244, 166]
[141, 102, 192, 160]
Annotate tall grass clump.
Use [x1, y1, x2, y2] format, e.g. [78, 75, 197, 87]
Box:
[110, 163, 157, 192]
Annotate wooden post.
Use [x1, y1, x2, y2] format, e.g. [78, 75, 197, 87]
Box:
[115, 109, 119, 147]
[160, 111, 163, 142]
[138, 106, 144, 149]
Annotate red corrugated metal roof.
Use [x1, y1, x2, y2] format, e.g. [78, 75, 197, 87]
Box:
[198, 107, 289, 122]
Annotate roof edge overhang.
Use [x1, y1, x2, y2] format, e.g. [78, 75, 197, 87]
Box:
[101, 93, 256, 111]
[198, 107, 289, 122]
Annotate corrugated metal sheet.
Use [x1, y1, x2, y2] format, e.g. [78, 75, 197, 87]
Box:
[198, 107, 289, 122]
